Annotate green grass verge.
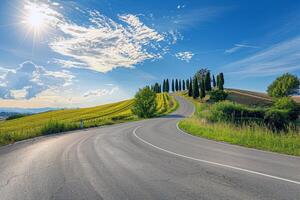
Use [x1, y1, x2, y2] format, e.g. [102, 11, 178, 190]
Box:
[178, 94, 300, 156]
[0, 93, 178, 146]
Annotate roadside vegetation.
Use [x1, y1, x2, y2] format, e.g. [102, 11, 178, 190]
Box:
[0, 93, 177, 146]
[175, 70, 300, 156]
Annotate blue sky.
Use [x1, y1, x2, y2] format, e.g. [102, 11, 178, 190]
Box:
[0, 0, 300, 108]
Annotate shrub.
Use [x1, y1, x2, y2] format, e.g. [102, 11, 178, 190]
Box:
[6, 114, 29, 120]
[267, 73, 300, 97]
[209, 101, 264, 122]
[41, 120, 78, 135]
[131, 87, 157, 118]
[264, 109, 289, 132]
[209, 89, 228, 102]
[273, 97, 299, 121]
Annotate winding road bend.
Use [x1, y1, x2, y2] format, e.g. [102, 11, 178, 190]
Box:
[0, 96, 299, 200]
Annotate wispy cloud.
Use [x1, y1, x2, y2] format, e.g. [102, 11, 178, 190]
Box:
[223, 36, 300, 77]
[0, 61, 73, 99]
[24, 1, 174, 73]
[175, 51, 194, 62]
[83, 87, 119, 98]
[225, 44, 259, 54]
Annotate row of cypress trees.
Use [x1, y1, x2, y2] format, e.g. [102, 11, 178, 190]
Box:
[150, 71, 225, 97]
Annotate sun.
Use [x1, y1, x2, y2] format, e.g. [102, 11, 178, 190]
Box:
[25, 5, 45, 31]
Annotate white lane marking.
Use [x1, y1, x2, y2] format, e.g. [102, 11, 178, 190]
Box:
[133, 126, 300, 186]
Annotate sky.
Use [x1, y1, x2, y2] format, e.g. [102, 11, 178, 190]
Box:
[0, 0, 300, 108]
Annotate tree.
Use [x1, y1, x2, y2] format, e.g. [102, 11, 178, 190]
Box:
[172, 79, 175, 92]
[166, 79, 170, 93]
[162, 80, 166, 92]
[267, 73, 300, 97]
[188, 78, 193, 97]
[186, 79, 189, 90]
[200, 79, 206, 99]
[179, 79, 182, 91]
[195, 68, 209, 83]
[220, 73, 224, 89]
[182, 80, 185, 90]
[204, 72, 212, 91]
[192, 77, 199, 99]
[131, 87, 157, 118]
[212, 75, 216, 88]
[217, 73, 224, 90]
[175, 79, 179, 91]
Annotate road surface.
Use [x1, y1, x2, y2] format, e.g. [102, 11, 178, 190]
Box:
[0, 96, 299, 200]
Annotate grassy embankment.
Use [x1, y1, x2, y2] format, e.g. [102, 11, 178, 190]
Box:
[178, 91, 300, 156]
[0, 93, 178, 146]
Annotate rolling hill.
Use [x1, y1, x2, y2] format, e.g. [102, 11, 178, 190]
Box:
[0, 93, 177, 146]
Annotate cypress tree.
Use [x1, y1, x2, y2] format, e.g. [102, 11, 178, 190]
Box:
[205, 72, 212, 91]
[200, 79, 206, 99]
[162, 80, 165, 92]
[166, 79, 169, 92]
[175, 79, 178, 91]
[192, 77, 199, 99]
[188, 79, 193, 97]
[172, 79, 175, 92]
[186, 79, 189, 90]
[182, 80, 185, 90]
[220, 73, 224, 90]
[179, 79, 181, 91]
[212, 75, 216, 88]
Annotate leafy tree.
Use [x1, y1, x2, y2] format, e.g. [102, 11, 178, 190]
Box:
[175, 79, 179, 91]
[172, 79, 175, 92]
[273, 97, 299, 120]
[205, 72, 212, 91]
[188, 78, 193, 97]
[267, 73, 300, 97]
[182, 80, 185, 90]
[212, 75, 216, 88]
[200, 79, 206, 99]
[162, 80, 166, 92]
[195, 68, 209, 83]
[179, 79, 182, 91]
[210, 89, 228, 102]
[193, 77, 199, 98]
[132, 87, 157, 118]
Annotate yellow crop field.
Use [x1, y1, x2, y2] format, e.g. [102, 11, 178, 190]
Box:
[0, 93, 177, 145]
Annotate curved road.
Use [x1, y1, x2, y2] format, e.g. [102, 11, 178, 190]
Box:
[0, 96, 299, 200]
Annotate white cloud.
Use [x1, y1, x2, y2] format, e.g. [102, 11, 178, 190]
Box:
[175, 51, 194, 62]
[223, 36, 300, 77]
[0, 61, 74, 99]
[225, 44, 259, 54]
[83, 87, 119, 98]
[25, 1, 169, 73]
[177, 5, 186, 9]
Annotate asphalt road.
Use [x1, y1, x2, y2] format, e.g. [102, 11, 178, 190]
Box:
[0, 96, 299, 200]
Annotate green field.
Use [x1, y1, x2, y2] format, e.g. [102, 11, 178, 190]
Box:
[0, 93, 177, 146]
[178, 91, 300, 156]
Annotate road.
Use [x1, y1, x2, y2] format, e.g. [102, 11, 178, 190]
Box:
[0, 96, 299, 200]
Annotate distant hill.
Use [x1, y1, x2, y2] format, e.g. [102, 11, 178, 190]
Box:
[0, 107, 60, 114]
[227, 88, 300, 106]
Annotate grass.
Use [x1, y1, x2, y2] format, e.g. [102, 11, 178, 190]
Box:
[0, 93, 177, 146]
[178, 92, 300, 156]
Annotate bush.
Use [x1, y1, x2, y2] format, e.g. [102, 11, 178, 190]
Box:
[267, 73, 300, 97]
[209, 101, 264, 122]
[273, 97, 299, 121]
[264, 109, 289, 132]
[41, 120, 78, 135]
[6, 114, 29, 120]
[131, 87, 157, 118]
[209, 89, 228, 102]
